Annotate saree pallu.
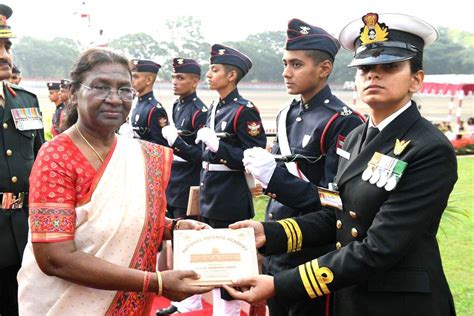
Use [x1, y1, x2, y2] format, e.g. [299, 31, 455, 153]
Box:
[18, 136, 172, 315]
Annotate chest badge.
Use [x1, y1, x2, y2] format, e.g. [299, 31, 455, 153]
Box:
[302, 134, 311, 148]
[394, 139, 411, 156]
[221, 121, 227, 131]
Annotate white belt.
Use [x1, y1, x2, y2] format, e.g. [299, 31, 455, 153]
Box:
[173, 155, 188, 162]
[202, 162, 238, 172]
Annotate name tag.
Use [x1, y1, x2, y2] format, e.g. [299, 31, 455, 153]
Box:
[336, 147, 351, 160]
[317, 187, 343, 210]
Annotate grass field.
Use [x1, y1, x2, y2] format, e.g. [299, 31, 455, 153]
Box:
[253, 157, 473, 315]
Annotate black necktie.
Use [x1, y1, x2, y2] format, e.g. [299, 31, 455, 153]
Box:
[362, 127, 379, 150]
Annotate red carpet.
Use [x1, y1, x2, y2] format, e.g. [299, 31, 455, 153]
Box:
[148, 295, 249, 316]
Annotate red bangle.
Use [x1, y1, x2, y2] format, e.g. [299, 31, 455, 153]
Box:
[142, 271, 151, 293]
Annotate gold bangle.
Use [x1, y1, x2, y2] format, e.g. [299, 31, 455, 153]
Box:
[156, 271, 163, 296]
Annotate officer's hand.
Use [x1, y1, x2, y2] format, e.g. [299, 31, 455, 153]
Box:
[175, 219, 211, 230]
[222, 275, 275, 304]
[162, 125, 179, 146]
[242, 147, 276, 188]
[161, 270, 214, 301]
[229, 220, 266, 248]
[195, 127, 219, 153]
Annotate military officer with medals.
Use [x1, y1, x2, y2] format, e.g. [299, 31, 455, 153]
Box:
[195, 44, 266, 316]
[0, 4, 45, 314]
[226, 13, 457, 316]
[157, 58, 208, 316]
[243, 18, 364, 316]
[130, 59, 168, 146]
[47, 81, 65, 137]
[7, 64, 20, 85]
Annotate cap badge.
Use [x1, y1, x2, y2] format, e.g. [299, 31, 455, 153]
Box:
[299, 26, 311, 35]
[394, 139, 411, 156]
[359, 13, 389, 46]
[177, 58, 184, 64]
[218, 49, 226, 55]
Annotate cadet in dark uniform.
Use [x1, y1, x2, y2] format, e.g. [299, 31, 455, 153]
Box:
[157, 58, 208, 316]
[7, 64, 20, 85]
[195, 44, 266, 316]
[47, 82, 65, 137]
[243, 18, 364, 316]
[0, 5, 45, 314]
[227, 12, 457, 316]
[130, 59, 168, 146]
[162, 58, 208, 219]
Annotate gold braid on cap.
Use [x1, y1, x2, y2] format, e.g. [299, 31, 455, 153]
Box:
[359, 13, 389, 46]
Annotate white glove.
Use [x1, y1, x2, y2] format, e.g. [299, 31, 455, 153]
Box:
[242, 147, 276, 188]
[195, 127, 220, 153]
[162, 125, 179, 146]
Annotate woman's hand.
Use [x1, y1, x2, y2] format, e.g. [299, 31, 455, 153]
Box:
[160, 270, 214, 301]
[228, 220, 266, 248]
[223, 275, 275, 304]
[176, 219, 210, 230]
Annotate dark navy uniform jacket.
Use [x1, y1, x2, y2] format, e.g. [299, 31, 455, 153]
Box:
[263, 85, 364, 276]
[166, 92, 208, 211]
[261, 103, 456, 316]
[0, 83, 44, 268]
[51, 102, 65, 136]
[200, 88, 266, 222]
[131, 91, 168, 146]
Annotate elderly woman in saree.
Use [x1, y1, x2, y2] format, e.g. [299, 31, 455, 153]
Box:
[18, 48, 213, 315]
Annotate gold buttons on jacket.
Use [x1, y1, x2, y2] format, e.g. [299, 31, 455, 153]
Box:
[349, 211, 358, 219]
[336, 220, 342, 229]
[336, 242, 341, 250]
[6, 149, 12, 156]
[11, 176, 18, 183]
[351, 228, 358, 238]
[219, 159, 227, 164]
[2, 123, 7, 129]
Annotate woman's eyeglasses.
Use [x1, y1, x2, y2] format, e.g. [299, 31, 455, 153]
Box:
[80, 84, 137, 101]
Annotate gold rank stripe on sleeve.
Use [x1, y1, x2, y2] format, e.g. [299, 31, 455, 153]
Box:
[298, 259, 335, 299]
[298, 259, 334, 298]
[277, 218, 302, 253]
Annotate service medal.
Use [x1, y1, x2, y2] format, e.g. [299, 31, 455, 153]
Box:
[377, 171, 389, 188]
[362, 166, 373, 181]
[385, 175, 398, 191]
[369, 168, 381, 184]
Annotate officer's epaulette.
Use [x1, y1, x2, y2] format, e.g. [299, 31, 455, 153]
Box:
[322, 95, 351, 115]
[191, 97, 207, 112]
[5, 82, 38, 98]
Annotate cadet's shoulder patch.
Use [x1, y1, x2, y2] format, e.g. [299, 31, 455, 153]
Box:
[340, 106, 353, 116]
[234, 97, 248, 106]
[247, 121, 262, 137]
[158, 117, 168, 128]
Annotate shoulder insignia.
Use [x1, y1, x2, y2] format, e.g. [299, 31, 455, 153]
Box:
[340, 106, 353, 116]
[202, 107, 208, 113]
[155, 103, 162, 109]
[246, 101, 254, 108]
[247, 121, 262, 137]
[5, 83, 17, 97]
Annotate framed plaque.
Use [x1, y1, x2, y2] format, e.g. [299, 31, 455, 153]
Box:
[173, 228, 259, 286]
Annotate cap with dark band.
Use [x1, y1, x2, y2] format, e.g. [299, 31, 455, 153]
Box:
[339, 13, 438, 67]
[131, 59, 161, 74]
[60, 79, 71, 88]
[172, 58, 201, 76]
[47, 82, 61, 91]
[0, 4, 14, 39]
[286, 18, 340, 59]
[210, 44, 252, 75]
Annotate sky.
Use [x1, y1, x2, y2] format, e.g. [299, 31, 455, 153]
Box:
[5, 0, 474, 45]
